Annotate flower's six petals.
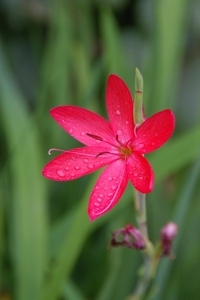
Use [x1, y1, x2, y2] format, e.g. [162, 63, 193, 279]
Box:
[106, 74, 134, 143]
[42, 146, 118, 181]
[88, 159, 129, 221]
[126, 152, 154, 193]
[50, 106, 118, 147]
[133, 109, 175, 154]
[43, 74, 176, 221]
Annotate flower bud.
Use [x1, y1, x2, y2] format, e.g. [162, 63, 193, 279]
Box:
[110, 224, 146, 250]
[160, 222, 178, 256]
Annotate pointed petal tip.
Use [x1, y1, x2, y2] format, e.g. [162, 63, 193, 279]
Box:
[88, 205, 101, 221]
[49, 106, 59, 116]
[135, 181, 154, 194]
[88, 212, 98, 222]
[42, 167, 50, 179]
[107, 73, 120, 81]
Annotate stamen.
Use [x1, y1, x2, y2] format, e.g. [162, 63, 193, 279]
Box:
[95, 151, 111, 158]
[96, 151, 121, 158]
[126, 139, 133, 148]
[116, 135, 125, 147]
[134, 124, 139, 138]
[87, 132, 122, 150]
[116, 135, 120, 143]
[48, 148, 66, 155]
[86, 133, 103, 141]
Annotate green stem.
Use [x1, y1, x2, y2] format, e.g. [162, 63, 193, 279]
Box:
[132, 190, 154, 299]
[134, 191, 148, 239]
[131, 69, 154, 299]
[134, 68, 143, 125]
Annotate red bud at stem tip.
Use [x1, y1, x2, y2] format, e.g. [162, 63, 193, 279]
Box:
[160, 222, 178, 256]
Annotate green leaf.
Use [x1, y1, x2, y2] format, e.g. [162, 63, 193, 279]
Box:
[149, 125, 200, 181]
[0, 38, 48, 300]
[147, 0, 189, 114]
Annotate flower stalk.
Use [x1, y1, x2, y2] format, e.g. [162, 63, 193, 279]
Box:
[134, 68, 144, 126]
[132, 69, 154, 298]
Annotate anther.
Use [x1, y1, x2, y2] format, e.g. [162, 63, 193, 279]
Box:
[86, 133, 103, 141]
[134, 124, 139, 138]
[48, 148, 66, 155]
[115, 135, 125, 147]
[95, 151, 111, 158]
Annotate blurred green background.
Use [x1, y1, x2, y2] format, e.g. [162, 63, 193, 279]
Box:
[1, 0, 200, 299]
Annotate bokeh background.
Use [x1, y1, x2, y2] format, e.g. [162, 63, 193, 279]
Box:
[1, 0, 200, 299]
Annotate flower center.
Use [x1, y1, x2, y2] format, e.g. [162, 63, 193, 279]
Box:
[86, 133, 133, 159]
[120, 146, 132, 158]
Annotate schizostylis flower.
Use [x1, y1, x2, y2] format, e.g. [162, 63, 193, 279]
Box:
[42, 75, 175, 221]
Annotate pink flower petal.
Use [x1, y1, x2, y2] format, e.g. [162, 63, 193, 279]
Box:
[106, 74, 134, 143]
[42, 146, 118, 181]
[133, 109, 175, 154]
[127, 152, 154, 193]
[88, 159, 129, 221]
[50, 106, 118, 147]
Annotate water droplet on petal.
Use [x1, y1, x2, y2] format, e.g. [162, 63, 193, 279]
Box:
[111, 185, 117, 191]
[69, 128, 74, 134]
[134, 172, 138, 177]
[97, 198, 102, 203]
[126, 121, 129, 124]
[108, 176, 112, 181]
[152, 142, 155, 146]
[139, 176, 143, 180]
[99, 194, 103, 198]
[116, 110, 121, 115]
[56, 170, 65, 177]
[83, 158, 89, 163]
[108, 192, 113, 197]
[117, 129, 122, 136]
[94, 202, 100, 207]
[87, 163, 94, 169]
[81, 131, 85, 136]
[70, 172, 75, 177]
[64, 167, 69, 171]
[74, 165, 80, 170]
[138, 143, 144, 149]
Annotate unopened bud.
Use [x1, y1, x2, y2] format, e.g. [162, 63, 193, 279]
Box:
[160, 222, 178, 256]
[110, 224, 146, 250]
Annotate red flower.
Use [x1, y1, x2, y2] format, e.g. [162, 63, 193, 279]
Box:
[42, 75, 175, 221]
